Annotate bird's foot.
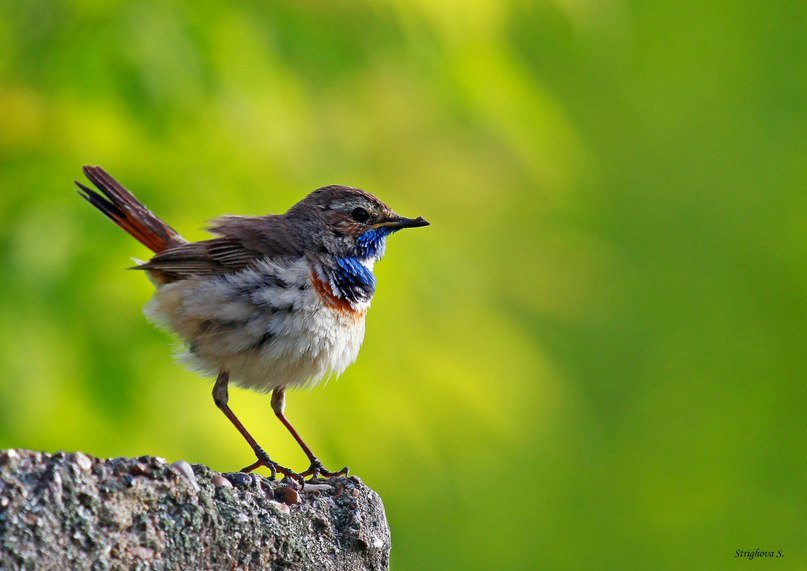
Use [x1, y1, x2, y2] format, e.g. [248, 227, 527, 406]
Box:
[300, 458, 349, 480]
[241, 448, 304, 485]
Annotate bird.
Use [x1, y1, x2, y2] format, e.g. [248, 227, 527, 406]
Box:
[75, 166, 429, 481]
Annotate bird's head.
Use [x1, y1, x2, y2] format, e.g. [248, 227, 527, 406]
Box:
[286, 185, 429, 262]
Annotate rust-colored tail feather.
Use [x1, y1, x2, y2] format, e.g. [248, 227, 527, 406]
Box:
[76, 166, 186, 253]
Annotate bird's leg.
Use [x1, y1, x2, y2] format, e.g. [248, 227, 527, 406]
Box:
[271, 387, 349, 479]
[213, 371, 302, 483]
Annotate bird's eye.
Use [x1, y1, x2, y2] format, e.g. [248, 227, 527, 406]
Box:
[351, 207, 370, 223]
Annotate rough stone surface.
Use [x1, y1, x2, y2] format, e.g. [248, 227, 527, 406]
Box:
[0, 449, 390, 570]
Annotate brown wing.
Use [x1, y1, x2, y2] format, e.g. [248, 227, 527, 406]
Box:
[135, 215, 304, 282]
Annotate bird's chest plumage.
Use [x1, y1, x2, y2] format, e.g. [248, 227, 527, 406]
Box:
[144, 258, 372, 392]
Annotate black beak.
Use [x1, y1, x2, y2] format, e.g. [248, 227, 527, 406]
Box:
[375, 216, 430, 230]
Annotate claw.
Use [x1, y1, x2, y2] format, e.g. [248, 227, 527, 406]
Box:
[300, 459, 349, 480]
[240, 448, 303, 485]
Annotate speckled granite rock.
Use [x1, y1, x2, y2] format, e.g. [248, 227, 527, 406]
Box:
[0, 449, 390, 570]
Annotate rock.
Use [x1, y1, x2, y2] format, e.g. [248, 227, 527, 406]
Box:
[0, 449, 391, 570]
[269, 500, 291, 515]
[303, 482, 333, 493]
[276, 486, 301, 505]
[223, 472, 252, 488]
[71, 452, 93, 472]
[211, 474, 232, 488]
[170, 460, 199, 493]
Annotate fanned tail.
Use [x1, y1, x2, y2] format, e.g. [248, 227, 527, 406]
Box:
[76, 166, 186, 253]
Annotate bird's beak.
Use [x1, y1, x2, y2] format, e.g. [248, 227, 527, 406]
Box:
[373, 216, 430, 230]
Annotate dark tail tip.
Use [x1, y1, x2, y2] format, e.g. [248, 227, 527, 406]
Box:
[75, 165, 184, 253]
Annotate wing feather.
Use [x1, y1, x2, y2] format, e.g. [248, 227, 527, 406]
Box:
[135, 215, 304, 282]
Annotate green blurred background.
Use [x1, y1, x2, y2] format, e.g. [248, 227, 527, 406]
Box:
[1, 0, 805, 568]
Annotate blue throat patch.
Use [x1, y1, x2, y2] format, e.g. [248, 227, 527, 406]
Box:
[330, 227, 395, 303]
[356, 227, 392, 260]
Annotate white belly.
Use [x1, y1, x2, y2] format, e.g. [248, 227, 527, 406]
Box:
[143, 259, 368, 392]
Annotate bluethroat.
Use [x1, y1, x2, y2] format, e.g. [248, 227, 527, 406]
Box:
[76, 166, 429, 481]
